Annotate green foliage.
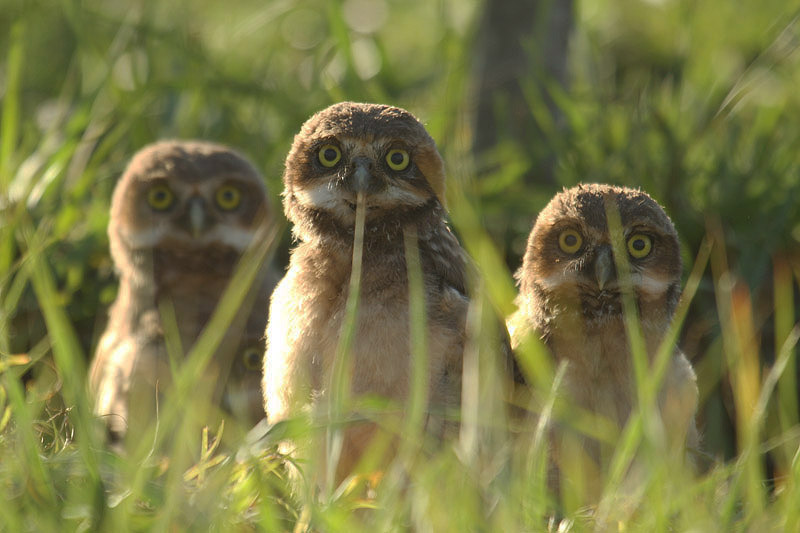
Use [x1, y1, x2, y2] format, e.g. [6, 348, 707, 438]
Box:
[2, 0, 800, 530]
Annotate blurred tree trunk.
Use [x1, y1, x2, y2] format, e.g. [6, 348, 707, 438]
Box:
[472, 0, 573, 185]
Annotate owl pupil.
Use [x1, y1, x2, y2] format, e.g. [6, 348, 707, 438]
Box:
[390, 152, 404, 165]
[245, 351, 260, 368]
[632, 239, 645, 251]
[324, 148, 337, 161]
[223, 190, 233, 200]
[155, 191, 166, 201]
[564, 234, 577, 247]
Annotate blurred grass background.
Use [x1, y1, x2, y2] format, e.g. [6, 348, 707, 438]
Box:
[2, 0, 800, 530]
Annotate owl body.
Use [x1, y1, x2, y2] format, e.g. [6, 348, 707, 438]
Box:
[264, 102, 470, 480]
[509, 183, 698, 458]
[89, 140, 276, 443]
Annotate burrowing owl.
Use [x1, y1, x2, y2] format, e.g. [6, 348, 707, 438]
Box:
[263, 102, 493, 483]
[89, 140, 276, 444]
[508, 184, 698, 467]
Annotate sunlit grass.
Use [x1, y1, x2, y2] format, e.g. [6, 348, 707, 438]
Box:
[2, 0, 800, 530]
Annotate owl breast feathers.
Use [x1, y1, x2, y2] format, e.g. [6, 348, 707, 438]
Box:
[263, 102, 513, 483]
[89, 140, 277, 445]
[509, 183, 698, 456]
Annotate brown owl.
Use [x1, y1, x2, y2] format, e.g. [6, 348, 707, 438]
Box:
[263, 102, 489, 484]
[508, 184, 698, 471]
[89, 140, 277, 445]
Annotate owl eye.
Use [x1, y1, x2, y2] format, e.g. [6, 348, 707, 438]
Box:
[215, 184, 241, 211]
[241, 347, 262, 371]
[386, 149, 410, 171]
[627, 234, 653, 258]
[147, 184, 175, 211]
[318, 144, 342, 167]
[558, 229, 583, 254]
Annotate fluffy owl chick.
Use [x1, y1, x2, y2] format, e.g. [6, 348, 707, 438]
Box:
[264, 102, 472, 482]
[89, 140, 276, 444]
[508, 184, 698, 458]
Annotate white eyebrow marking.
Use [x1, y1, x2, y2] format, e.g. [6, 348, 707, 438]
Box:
[293, 182, 340, 210]
[120, 225, 256, 252]
[535, 271, 671, 297]
[294, 178, 427, 211]
[631, 272, 671, 296]
[536, 272, 580, 291]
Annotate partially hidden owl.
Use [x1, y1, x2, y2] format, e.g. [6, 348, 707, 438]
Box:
[508, 184, 698, 469]
[89, 140, 277, 445]
[263, 102, 503, 484]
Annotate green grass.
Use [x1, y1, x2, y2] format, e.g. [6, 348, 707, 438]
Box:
[2, 0, 800, 530]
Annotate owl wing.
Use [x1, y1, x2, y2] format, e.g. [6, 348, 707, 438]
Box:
[500, 320, 525, 385]
[421, 223, 523, 390]
[419, 224, 468, 298]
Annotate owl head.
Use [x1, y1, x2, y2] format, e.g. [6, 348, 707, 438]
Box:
[282, 102, 446, 242]
[108, 140, 270, 278]
[518, 183, 682, 325]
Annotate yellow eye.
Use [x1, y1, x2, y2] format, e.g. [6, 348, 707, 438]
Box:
[318, 144, 341, 167]
[241, 347, 261, 371]
[215, 184, 241, 211]
[386, 149, 410, 171]
[627, 234, 652, 258]
[558, 229, 583, 254]
[147, 184, 174, 211]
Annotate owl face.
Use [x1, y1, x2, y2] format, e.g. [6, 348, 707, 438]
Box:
[109, 141, 269, 262]
[282, 102, 446, 238]
[521, 184, 681, 323]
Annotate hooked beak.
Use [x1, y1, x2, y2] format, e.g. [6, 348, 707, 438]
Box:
[352, 157, 371, 193]
[594, 245, 614, 290]
[188, 196, 207, 239]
